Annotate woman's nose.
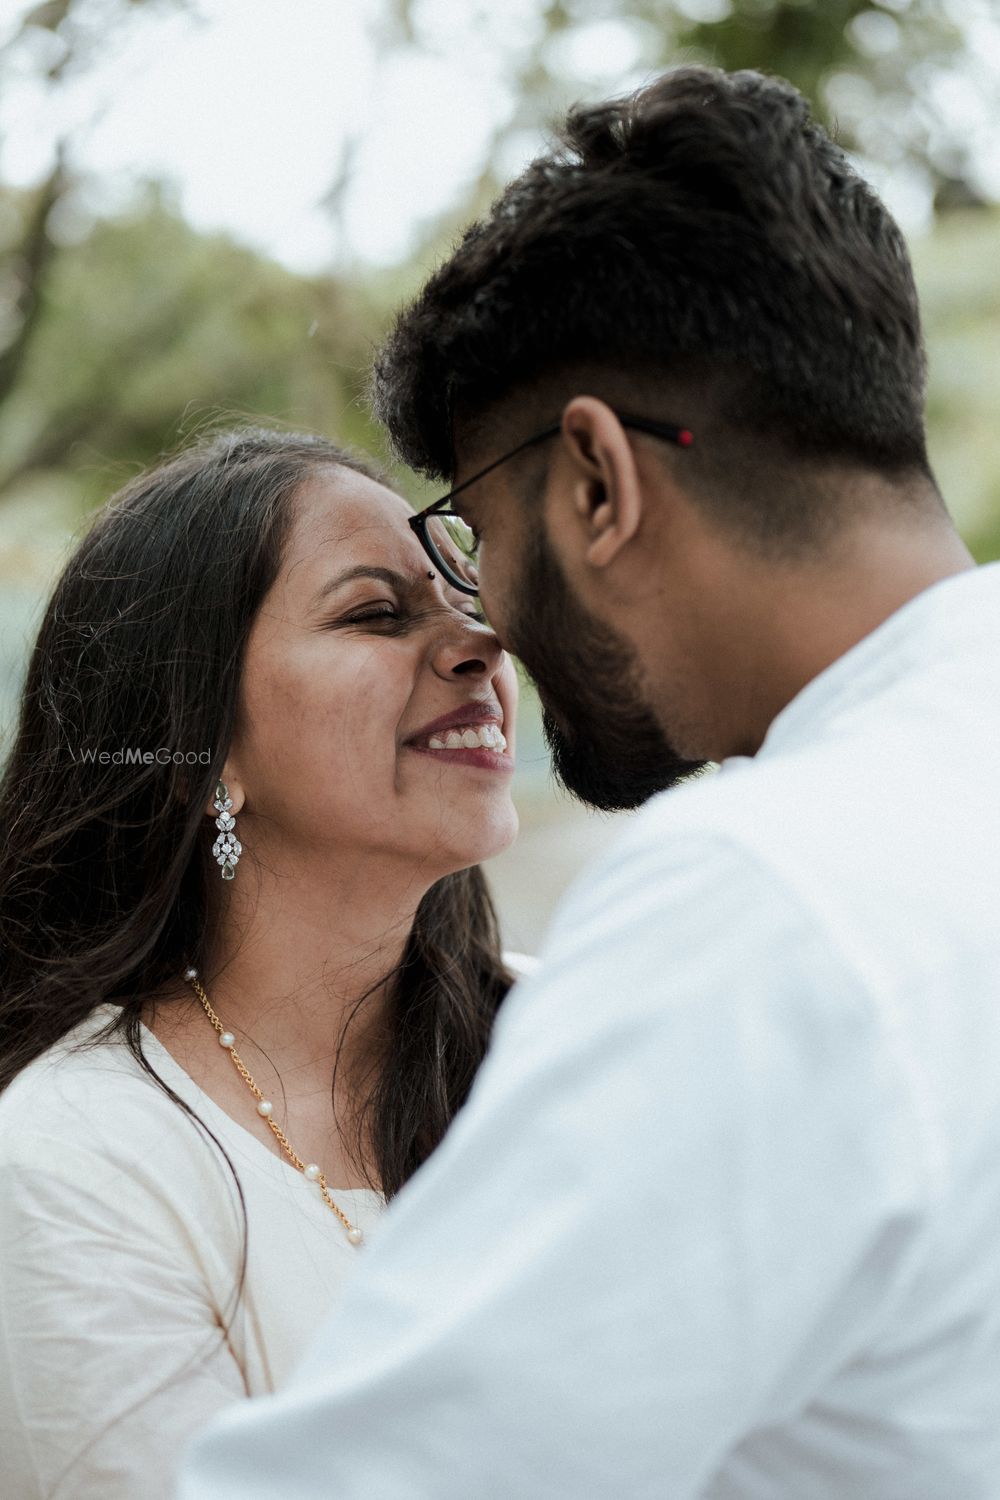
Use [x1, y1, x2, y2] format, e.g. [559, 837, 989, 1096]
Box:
[431, 619, 506, 680]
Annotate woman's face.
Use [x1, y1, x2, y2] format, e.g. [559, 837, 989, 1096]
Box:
[227, 466, 518, 882]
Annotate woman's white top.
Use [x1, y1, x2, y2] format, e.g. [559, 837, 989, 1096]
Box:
[0, 955, 534, 1500]
[0, 1003, 384, 1498]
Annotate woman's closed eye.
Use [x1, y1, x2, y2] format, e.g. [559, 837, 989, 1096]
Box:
[335, 602, 488, 629]
[343, 604, 402, 625]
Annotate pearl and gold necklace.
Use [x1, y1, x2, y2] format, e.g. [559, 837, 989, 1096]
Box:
[183, 967, 365, 1247]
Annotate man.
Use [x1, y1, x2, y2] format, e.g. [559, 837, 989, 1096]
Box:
[179, 67, 1000, 1498]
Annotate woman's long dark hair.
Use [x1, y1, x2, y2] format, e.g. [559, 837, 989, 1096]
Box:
[0, 427, 512, 1202]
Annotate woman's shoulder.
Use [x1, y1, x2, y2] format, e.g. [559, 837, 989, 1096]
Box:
[2, 1003, 130, 1112]
[0, 1005, 214, 1177]
[0, 1004, 250, 1269]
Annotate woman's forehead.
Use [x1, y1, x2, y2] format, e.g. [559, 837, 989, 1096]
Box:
[285, 467, 419, 576]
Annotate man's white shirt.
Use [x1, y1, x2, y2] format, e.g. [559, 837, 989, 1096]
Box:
[179, 563, 1000, 1499]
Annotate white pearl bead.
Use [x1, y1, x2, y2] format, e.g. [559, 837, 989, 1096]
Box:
[303, 1163, 321, 1181]
[257, 1100, 273, 1117]
[218, 1031, 235, 1049]
[184, 966, 198, 980]
[347, 1227, 364, 1246]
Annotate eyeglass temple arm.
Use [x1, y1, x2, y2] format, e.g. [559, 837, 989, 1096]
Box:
[413, 411, 692, 528]
[618, 415, 694, 447]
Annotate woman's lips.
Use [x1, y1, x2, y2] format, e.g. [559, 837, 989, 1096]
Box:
[426, 723, 507, 753]
[405, 701, 506, 747]
[405, 741, 514, 773]
[404, 702, 515, 774]
[404, 708, 513, 772]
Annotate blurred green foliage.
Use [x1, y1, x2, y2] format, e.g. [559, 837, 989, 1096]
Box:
[911, 207, 1000, 560]
[1, 0, 997, 522]
[0, 186, 996, 554]
[0, 182, 385, 506]
[381, 0, 979, 216]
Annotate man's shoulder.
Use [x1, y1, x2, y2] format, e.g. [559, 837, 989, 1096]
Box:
[535, 706, 1000, 1049]
[585, 756, 811, 887]
[608, 691, 989, 877]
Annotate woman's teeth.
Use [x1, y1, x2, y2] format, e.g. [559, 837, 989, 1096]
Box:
[427, 724, 507, 752]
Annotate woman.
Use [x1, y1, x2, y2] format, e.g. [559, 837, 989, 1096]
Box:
[0, 428, 521, 1499]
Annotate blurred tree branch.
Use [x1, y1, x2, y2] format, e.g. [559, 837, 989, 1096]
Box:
[0, 0, 189, 422]
[0, 183, 381, 505]
[0, 145, 67, 408]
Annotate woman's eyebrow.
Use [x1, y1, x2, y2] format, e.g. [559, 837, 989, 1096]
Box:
[309, 565, 413, 609]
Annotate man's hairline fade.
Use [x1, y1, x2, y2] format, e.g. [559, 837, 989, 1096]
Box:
[448, 363, 943, 564]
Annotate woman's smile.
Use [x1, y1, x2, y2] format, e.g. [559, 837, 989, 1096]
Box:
[403, 700, 514, 773]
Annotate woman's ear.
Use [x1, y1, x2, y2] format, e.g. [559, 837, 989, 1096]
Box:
[560, 397, 645, 570]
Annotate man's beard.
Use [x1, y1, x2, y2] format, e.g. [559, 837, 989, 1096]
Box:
[504, 529, 707, 812]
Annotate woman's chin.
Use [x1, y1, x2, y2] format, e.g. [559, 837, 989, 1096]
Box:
[426, 805, 520, 876]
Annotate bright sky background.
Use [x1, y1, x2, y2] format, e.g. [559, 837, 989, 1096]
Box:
[1, 0, 999, 273]
[0, 0, 543, 269]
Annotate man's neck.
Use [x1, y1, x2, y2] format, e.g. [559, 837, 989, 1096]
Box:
[655, 510, 975, 763]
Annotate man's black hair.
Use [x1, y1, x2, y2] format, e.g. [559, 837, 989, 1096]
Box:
[372, 66, 939, 548]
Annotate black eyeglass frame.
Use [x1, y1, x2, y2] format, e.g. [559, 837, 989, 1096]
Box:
[408, 411, 694, 595]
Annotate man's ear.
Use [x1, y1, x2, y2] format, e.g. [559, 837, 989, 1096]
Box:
[559, 397, 644, 569]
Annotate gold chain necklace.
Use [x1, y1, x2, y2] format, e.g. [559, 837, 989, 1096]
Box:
[183, 967, 365, 1247]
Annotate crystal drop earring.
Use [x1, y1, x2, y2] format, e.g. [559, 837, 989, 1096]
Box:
[211, 781, 241, 880]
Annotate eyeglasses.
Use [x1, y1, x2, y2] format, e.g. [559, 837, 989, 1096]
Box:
[408, 411, 694, 596]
